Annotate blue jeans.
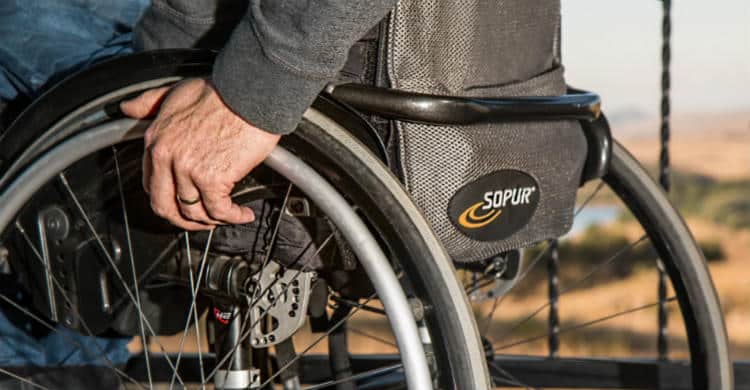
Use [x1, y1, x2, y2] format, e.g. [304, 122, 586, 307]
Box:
[0, 0, 149, 367]
[0, 0, 149, 100]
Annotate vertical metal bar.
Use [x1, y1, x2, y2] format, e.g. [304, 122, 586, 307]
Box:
[657, 0, 672, 361]
[547, 239, 560, 357]
[658, 261, 669, 359]
[659, 0, 672, 193]
[328, 305, 356, 390]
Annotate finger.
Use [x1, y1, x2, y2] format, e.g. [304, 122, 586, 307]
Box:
[120, 86, 171, 119]
[174, 165, 221, 225]
[200, 187, 255, 225]
[148, 146, 212, 231]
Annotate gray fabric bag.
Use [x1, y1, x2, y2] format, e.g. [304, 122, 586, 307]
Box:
[387, 0, 587, 262]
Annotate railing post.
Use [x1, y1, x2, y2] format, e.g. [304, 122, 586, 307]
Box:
[548, 240, 560, 358]
[657, 0, 672, 361]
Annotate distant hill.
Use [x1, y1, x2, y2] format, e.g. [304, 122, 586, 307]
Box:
[616, 111, 749, 180]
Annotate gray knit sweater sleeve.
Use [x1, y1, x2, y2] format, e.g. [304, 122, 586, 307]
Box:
[211, 1, 395, 135]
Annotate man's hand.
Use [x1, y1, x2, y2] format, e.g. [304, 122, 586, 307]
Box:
[121, 78, 280, 231]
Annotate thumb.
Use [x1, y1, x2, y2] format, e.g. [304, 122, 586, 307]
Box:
[120, 86, 171, 118]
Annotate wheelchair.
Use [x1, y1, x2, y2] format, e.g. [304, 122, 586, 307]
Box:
[0, 46, 733, 389]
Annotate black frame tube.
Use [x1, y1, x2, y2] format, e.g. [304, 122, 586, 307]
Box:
[327, 83, 601, 125]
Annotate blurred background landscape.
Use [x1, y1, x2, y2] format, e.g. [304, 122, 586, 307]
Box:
[562, 0, 748, 360]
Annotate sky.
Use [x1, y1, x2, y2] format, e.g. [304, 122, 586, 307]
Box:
[561, 0, 749, 122]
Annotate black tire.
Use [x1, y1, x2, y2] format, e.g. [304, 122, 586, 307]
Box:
[475, 141, 732, 389]
[603, 142, 732, 389]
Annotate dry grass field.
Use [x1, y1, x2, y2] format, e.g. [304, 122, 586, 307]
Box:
[617, 111, 749, 180]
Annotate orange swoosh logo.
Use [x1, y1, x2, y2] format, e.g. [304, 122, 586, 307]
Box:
[458, 202, 502, 229]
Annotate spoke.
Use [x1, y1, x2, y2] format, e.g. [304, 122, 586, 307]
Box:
[574, 180, 606, 217]
[490, 235, 649, 347]
[0, 367, 51, 390]
[348, 326, 396, 348]
[58, 172, 186, 387]
[204, 232, 336, 385]
[463, 271, 495, 292]
[494, 297, 678, 353]
[15, 221, 147, 389]
[134, 234, 180, 289]
[113, 147, 152, 389]
[464, 278, 497, 296]
[169, 230, 213, 390]
[559, 235, 648, 295]
[488, 361, 535, 390]
[464, 241, 551, 302]
[190, 242, 207, 390]
[256, 183, 294, 291]
[15, 221, 42, 259]
[480, 295, 506, 336]
[214, 183, 294, 389]
[330, 296, 386, 316]
[0, 289, 143, 389]
[515, 241, 553, 291]
[258, 293, 378, 388]
[303, 363, 404, 390]
[476, 241, 552, 336]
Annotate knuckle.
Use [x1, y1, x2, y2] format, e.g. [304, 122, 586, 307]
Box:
[173, 157, 192, 172]
[193, 175, 215, 189]
[206, 207, 228, 220]
[181, 208, 201, 221]
[144, 131, 154, 146]
[150, 144, 170, 162]
[144, 123, 159, 141]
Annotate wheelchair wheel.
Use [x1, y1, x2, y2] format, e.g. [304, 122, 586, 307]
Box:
[464, 141, 732, 389]
[0, 51, 489, 389]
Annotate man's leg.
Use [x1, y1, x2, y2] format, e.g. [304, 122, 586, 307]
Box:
[0, 0, 149, 374]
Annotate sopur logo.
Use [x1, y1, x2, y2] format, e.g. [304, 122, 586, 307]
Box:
[449, 170, 540, 241]
[457, 186, 537, 229]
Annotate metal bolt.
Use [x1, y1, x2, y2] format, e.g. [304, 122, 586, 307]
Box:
[46, 219, 59, 231]
[40, 207, 70, 241]
[409, 298, 425, 322]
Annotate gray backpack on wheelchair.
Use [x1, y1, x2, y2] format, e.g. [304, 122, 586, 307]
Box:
[340, 0, 591, 263]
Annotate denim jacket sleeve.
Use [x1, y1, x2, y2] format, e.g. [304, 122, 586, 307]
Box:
[211, 1, 395, 135]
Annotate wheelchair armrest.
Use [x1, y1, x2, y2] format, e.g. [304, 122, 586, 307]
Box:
[326, 83, 611, 184]
[326, 83, 601, 125]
